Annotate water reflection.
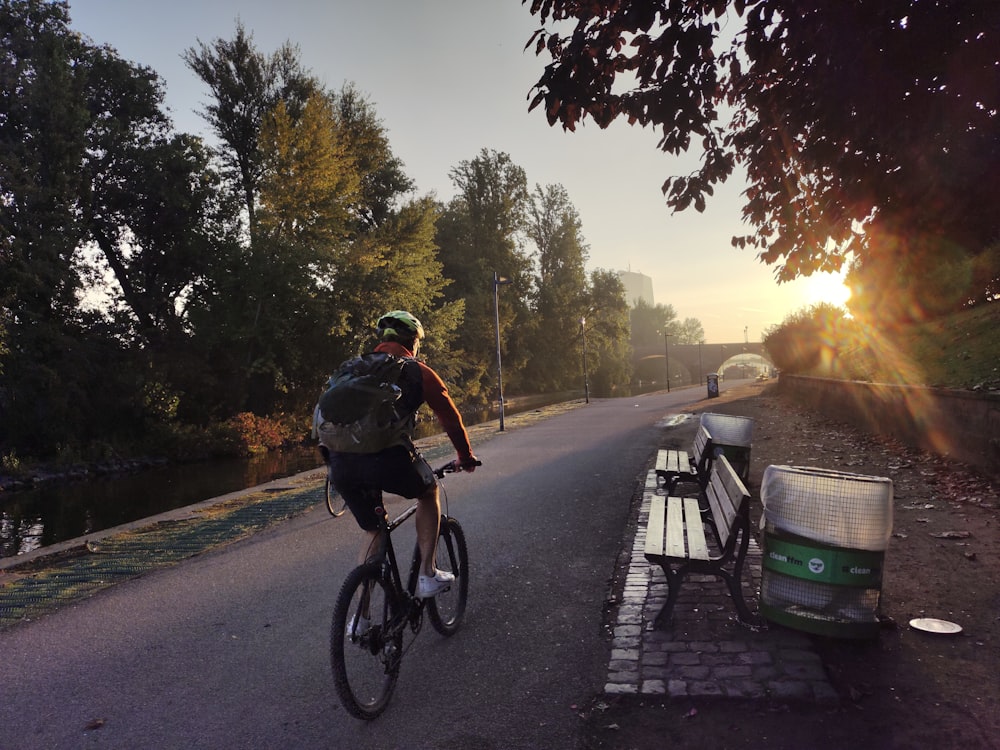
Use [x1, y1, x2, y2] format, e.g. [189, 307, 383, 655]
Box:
[0, 445, 323, 558]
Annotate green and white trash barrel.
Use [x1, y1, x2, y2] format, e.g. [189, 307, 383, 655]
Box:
[700, 412, 755, 483]
[759, 465, 894, 638]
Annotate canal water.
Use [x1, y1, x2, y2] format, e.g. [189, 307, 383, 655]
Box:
[0, 393, 590, 558]
[0, 445, 325, 559]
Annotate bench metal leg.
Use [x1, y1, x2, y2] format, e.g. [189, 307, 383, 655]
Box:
[721, 562, 756, 624]
[719, 522, 754, 623]
[655, 470, 681, 491]
[649, 532, 760, 629]
[651, 562, 684, 629]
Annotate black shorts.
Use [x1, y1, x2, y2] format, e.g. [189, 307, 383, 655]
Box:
[327, 445, 436, 531]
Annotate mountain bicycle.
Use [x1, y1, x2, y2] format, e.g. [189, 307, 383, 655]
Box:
[329, 460, 479, 720]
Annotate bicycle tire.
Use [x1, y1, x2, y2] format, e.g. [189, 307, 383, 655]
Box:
[330, 563, 402, 720]
[427, 516, 469, 636]
[325, 477, 347, 517]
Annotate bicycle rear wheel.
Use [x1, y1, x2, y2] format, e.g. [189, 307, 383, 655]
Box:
[325, 477, 347, 517]
[427, 516, 469, 636]
[330, 563, 402, 720]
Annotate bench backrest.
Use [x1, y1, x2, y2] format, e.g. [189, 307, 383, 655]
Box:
[705, 454, 751, 549]
[691, 425, 714, 476]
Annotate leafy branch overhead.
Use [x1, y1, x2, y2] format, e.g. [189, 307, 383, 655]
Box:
[525, 1, 1000, 284]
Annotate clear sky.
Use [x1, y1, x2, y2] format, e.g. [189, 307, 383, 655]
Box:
[67, 0, 849, 344]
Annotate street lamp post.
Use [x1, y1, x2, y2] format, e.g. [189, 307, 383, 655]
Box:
[493, 271, 511, 431]
[698, 340, 704, 386]
[580, 316, 590, 404]
[660, 330, 672, 393]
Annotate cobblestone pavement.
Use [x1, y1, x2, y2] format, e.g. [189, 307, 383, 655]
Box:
[604, 469, 839, 705]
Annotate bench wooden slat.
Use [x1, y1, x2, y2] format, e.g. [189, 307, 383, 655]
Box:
[645, 495, 666, 557]
[683, 497, 709, 559]
[664, 497, 686, 558]
[706, 474, 737, 547]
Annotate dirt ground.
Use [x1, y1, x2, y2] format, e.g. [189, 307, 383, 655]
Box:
[583, 382, 1000, 750]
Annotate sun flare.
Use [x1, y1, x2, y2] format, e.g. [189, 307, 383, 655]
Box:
[804, 270, 851, 308]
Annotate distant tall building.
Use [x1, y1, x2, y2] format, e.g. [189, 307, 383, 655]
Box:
[617, 270, 654, 307]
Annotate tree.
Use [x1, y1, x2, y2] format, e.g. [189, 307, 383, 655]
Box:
[183, 23, 318, 239]
[763, 303, 849, 374]
[523, 184, 590, 391]
[333, 83, 415, 231]
[1, 0, 87, 311]
[629, 299, 679, 348]
[184, 29, 338, 415]
[435, 149, 532, 405]
[582, 269, 632, 394]
[526, 1, 1000, 289]
[78, 41, 227, 347]
[672, 318, 704, 345]
[1, 0, 223, 453]
[183, 54, 450, 417]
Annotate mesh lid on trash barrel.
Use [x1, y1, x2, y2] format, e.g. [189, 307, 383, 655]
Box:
[761, 465, 894, 551]
[699, 413, 755, 447]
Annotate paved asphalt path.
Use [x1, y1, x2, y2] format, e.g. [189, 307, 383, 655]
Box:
[0, 385, 722, 749]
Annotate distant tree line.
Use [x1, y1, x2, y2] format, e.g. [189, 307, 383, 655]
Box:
[2, 1, 665, 464]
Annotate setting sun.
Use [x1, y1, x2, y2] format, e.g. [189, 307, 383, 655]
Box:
[803, 270, 851, 308]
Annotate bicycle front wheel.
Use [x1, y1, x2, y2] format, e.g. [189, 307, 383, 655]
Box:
[427, 516, 469, 636]
[330, 563, 402, 720]
[325, 477, 347, 517]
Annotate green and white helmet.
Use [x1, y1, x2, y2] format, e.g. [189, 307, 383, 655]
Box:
[376, 310, 425, 341]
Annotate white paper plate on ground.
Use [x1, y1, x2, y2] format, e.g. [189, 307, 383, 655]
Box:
[909, 618, 962, 634]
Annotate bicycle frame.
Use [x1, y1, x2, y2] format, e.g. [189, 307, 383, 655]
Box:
[366, 460, 471, 607]
[369, 502, 427, 629]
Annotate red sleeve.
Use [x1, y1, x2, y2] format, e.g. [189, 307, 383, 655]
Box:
[419, 362, 473, 461]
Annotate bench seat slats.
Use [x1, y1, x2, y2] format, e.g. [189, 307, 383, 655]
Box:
[682, 497, 709, 559]
[645, 495, 666, 557]
[655, 449, 688, 475]
[664, 497, 686, 558]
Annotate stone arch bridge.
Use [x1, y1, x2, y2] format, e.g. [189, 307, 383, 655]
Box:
[632, 342, 772, 385]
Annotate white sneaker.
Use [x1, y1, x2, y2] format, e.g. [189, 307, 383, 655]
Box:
[417, 569, 455, 598]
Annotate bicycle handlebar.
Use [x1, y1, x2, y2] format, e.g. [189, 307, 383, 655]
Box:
[433, 459, 482, 479]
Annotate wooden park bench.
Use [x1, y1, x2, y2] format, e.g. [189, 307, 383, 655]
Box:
[654, 425, 714, 494]
[644, 454, 758, 628]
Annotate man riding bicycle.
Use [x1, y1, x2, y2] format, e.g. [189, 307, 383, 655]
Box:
[323, 311, 479, 598]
